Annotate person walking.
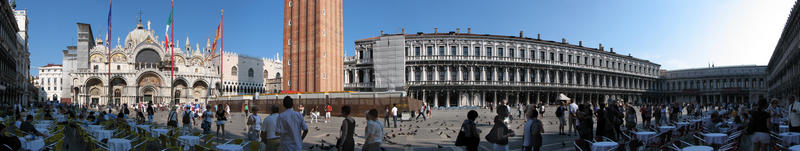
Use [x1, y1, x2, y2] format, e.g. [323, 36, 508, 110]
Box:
[247, 107, 261, 141]
[788, 96, 800, 132]
[518, 103, 524, 119]
[182, 106, 193, 135]
[750, 98, 772, 151]
[383, 106, 390, 127]
[276, 96, 309, 151]
[310, 106, 320, 123]
[641, 104, 650, 129]
[577, 104, 594, 150]
[556, 101, 566, 135]
[416, 103, 427, 120]
[244, 103, 250, 117]
[458, 110, 481, 151]
[391, 104, 398, 128]
[167, 106, 178, 128]
[261, 105, 281, 151]
[523, 106, 544, 151]
[337, 106, 355, 151]
[625, 103, 637, 132]
[539, 103, 546, 119]
[146, 103, 155, 124]
[324, 104, 332, 123]
[488, 104, 514, 151]
[216, 104, 228, 138]
[595, 102, 608, 139]
[364, 109, 383, 151]
[568, 100, 578, 136]
[202, 105, 214, 134]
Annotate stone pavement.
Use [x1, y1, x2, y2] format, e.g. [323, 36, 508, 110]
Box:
[149, 106, 579, 151]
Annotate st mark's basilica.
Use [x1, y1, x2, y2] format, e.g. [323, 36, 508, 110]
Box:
[58, 20, 282, 106]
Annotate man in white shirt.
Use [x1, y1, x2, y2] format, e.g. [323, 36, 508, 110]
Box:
[788, 96, 800, 132]
[568, 100, 579, 136]
[276, 96, 309, 151]
[261, 105, 281, 151]
[391, 104, 398, 128]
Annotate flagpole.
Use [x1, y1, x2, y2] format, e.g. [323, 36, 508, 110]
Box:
[219, 9, 223, 99]
[170, 0, 175, 106]
[107, 0, 113, 108]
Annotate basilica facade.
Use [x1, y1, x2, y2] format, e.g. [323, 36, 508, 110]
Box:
[60, 21, 281, 106]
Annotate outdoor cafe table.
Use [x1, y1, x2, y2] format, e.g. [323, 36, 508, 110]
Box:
[789, 145, 800, 151]
[34, 124, 50, 130]
[18, 136, 44, 151]
[702, 133, 727, 145]
[94, 129, 114, 141]
[216, 144, 244, 151]
[780, 132, 800, 146]
[151, 128, 169, 137]
[136, 124, 151, 132]
[682, 146, 713, 151]
[108, 138, 132, 151]
[178, 135, 200, 148]
[38, 120, 54, 125]
[677, 122, 690, 128]
[634, 131, 656, 144]
[88, 125, 104, 131]
[591, 141, 618, 151]
[782, 125, 791, 133]
[659, 126, 677, 134]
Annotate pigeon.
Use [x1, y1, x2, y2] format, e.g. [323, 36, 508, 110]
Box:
[437, 145, 444, 148]
[446, 134, 451, 138]
[326, 134, 330, 137]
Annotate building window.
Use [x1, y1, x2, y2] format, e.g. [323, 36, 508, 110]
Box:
[520, 49, 525, 58]
[426, 67, 433, 81]
[521, 71, 527, 82]
[539, 51, 544, 60]
[568, 55, 572, 63]
[487, 47, 493, 57]
[450, 46, 457, 56]
[439, 46, 445, 56]
[323, 72, 327, 80]
[438, 67, 446, 81]
[462, 46, 469, 56]
[550, 52, 555, 61]
[498, 48, 504, 57]
[498, 69, 505, 81]
[414, 68, 421, 81]
[358, 51, 364, 59]
[427, 46, 433, 56]
[231, 66, 238, 76]
[117, 65, 120, 70]
[264, 70, 269, 79]
[474, 47, 481, 56]
[486, 69, 493, 81]
[405, 47, 409, 56]
[509, 69, 516, 82]
[509, 48, 515, 58]
[248, 68, 254, 77]
[462, 67, 469, 81]
[559, 54, 564, 62]
[450, 67, 457, 81]
[415, 47, 420, 56]
[93, 65, 98, 72]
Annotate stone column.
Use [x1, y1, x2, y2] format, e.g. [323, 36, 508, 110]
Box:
[434, 91, 439, 107]
[446, 91, 451, 107]
[422, 90, 427, 105]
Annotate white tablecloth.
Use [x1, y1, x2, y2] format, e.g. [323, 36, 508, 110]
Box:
[94, 130, 113, 141]
[634, 131, 656, 144]
[18, 137, 44, 151]
[659, 126, 676, 132]
[780, 132, 800, 146]
[591, 141, 618, 151]
[677, 122, 690, 128]
[682, 146, 713, 151]
[151, 129, 169, 137]
[108, 138, 132, 151]
[53, 114, 66, 122]
[179, 135, 200, 148]
[782, 125, 791, 133]
[38, 120, 54, 125]
[216, 144, 244, 151]
[136, 124, 151, 132]
[88, 125, 103, 131]
[36, 127, 50, 135]
[702, 133, 727, 145]
[34, 124, 50, 130]
[789, 145, 800, 151]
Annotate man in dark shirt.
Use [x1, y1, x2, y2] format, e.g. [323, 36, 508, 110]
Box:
[0, 124, 21, 151]
[20, 115, 46, 137]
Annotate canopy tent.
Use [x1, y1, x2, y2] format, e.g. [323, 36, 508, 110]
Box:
[558, 93, 571, 101]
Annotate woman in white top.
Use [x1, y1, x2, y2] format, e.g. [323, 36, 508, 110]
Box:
[364, 109, 383, 151]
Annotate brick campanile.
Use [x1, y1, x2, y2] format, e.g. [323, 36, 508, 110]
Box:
[282, 0, 344, 92]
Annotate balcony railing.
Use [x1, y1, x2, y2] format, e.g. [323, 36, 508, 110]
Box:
[344, 82, 374, 88]
[396, 56, 658, 78]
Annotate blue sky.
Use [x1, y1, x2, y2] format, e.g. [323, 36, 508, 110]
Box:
[20, 0, 795, 75]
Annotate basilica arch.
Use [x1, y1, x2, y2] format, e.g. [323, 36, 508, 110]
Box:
[192, 80, 209, 103]
[137, 71, 163, 104]
[85, 77, 104, 106]
[172, 78, 189, 104]
[110, 76, 127, 105]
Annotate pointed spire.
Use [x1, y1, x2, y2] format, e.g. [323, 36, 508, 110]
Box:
[206, 38, 211, 49]
[185, 36, 190, 48]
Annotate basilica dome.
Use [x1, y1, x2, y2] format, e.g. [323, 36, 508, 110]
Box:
[124, 23, 154, 48]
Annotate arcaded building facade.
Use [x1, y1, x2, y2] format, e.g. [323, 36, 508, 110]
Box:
[346, 31, 661, 107]
[649, 65, 767, 104]
[282, 0, 344, 92]
[767, 0, 800, 98]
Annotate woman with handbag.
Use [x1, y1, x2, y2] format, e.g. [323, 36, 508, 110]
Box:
[486, 104, 514, 151]
[456, 110, 481, 151]
[337, 106, 355, 151]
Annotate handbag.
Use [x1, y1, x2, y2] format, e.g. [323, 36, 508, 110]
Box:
[485, 124, 500, 143]
[455, 125, 468, 146]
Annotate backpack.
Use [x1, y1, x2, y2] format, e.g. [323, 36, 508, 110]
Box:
[555, 106, 564, 117]
[182, 111, 191, 124]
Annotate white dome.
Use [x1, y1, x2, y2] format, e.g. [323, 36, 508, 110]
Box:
[124, 23, 153, 48]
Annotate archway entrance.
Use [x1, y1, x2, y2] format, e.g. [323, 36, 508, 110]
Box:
[85, 78, 103, 107]
[137, 72, 162, 104]
[142, 87, 155, 104]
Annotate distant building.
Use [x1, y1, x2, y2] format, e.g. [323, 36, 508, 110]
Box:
[0, 0, 29, 105]
[652, 65, 767, 104]
[282, 0, 344, 92]
[38, 64, 63, 101]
